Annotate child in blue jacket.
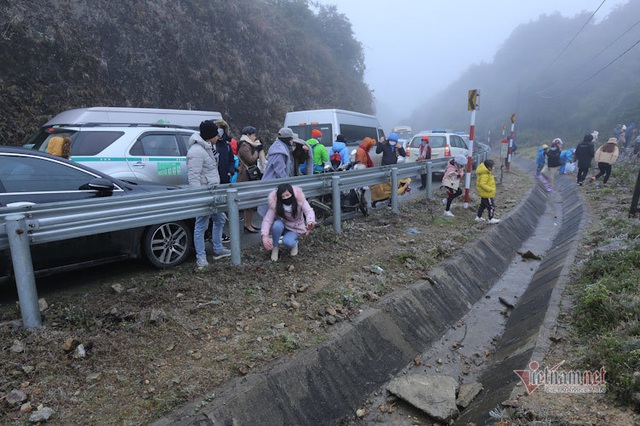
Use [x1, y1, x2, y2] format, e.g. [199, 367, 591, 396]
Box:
[535, 144, 549, 178]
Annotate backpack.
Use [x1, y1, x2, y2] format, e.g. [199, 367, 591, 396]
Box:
[330, 150, 342, 169]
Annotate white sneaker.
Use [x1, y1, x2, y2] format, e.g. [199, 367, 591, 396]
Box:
[271, 247, 279, 262]
[489, 218, 501, 224]
[444, 210, 455, 217]
[196, 255, 209, 270]
[475, 216, 486, 222]
[290, 244, 298, 257]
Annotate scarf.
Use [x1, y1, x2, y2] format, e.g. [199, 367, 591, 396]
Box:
[358, 142, 374, 168]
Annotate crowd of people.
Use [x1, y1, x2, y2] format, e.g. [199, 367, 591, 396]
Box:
[186, 118, 640, 268]
[534, 121, 639, 191]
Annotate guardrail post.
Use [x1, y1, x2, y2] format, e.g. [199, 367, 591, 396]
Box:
[226, 189, 242, 265]
[426, 162, 433, 200]
[390, 167, 399, 212]
[331, 175, 342, 233]
[5, 214, 41, 328]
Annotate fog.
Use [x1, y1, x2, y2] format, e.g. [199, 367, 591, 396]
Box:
[313, 0, 630, 131]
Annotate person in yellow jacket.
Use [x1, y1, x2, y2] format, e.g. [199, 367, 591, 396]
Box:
[475, 159, 500, 224]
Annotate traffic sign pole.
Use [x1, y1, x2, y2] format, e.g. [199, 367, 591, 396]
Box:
[464, 110, 476, 208]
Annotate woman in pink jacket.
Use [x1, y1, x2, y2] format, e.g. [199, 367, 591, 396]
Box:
[261, 184, 316, 261]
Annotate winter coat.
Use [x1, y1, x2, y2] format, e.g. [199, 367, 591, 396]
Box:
[355, 137, 376, 168]
[560, 149, 573, 165]
[237, 135, 264, 183]
[331, 141, 350, 165]
[216, 138, 236, 184]
[574, 141, 595, 167]
[535, 147, 547, 167]
[376, 140, 406, 166]
[441, 161, 463, 190]
[546, 147, 562, 168]
[475, 162, 496, 198]
[187, 133, 220, 188]
[418, 142, 431, 160]
[306, 138, 329, 173]
[262, 138, 293, 181]
[594, 140, 620, 165]
[261, 186, 316, 237]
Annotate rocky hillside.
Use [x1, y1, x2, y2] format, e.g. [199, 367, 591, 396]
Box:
[0, 0, 373, 145]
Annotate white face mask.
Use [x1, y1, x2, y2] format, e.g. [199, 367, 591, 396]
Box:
[389, 141, 397, 146]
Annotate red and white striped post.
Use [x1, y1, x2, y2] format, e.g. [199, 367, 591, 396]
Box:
[464, 89, 479, 208]
[506, 114, 516, 171]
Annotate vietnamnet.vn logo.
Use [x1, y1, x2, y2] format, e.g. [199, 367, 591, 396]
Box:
[514, 360, 607, 394]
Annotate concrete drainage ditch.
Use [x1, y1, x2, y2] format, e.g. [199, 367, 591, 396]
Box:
[152, 168, 585, 426]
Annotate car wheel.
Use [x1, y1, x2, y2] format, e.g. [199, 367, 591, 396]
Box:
[143, 221, 192, 268]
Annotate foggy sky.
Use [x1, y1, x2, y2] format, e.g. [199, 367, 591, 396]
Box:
[313, 0, 630, 130]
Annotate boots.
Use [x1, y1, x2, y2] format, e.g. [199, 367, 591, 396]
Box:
[271, 246, 279, 262]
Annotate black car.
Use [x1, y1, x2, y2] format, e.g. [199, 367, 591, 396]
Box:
[0, 147, 193, 283]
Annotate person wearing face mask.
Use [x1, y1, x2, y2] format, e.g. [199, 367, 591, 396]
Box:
[370, 132, 409, 207]
[187, 120, 231, 270]
[260, 183, 316, 262]
[376, 132, 406, 166]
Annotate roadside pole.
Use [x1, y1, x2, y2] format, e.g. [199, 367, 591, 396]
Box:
[464, 89, 479, 208]
[499, 125, 508, 183]
[507, 114, 516, 171]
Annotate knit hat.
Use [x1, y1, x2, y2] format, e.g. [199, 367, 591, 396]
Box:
[278, 127, 295, 139]
[336, 134, 346, 142]
[200, 120, 218, 140]
[311, 129, 322, 138]
[421, 135, 430, 142]
[542, 144, 549, 149]
[454, 155, 467, 166]
[388, 132, 399, 142]
[607, 137, 618, 144]
[241, 126, 257, 135]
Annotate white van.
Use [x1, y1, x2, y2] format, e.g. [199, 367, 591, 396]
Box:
[25, 107, 223, 186]
[284, 109, 385, 150]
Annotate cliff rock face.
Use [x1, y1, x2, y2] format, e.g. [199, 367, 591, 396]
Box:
[0, 0, 372, 144]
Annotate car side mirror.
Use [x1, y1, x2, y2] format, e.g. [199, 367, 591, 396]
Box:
[85, 178, 115, 196]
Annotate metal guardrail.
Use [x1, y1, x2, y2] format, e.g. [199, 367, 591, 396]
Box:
[0, 157, 459, 328]
[0, 159, 448, 250]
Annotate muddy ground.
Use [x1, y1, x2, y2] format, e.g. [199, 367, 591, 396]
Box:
[0, 165, 636, 425]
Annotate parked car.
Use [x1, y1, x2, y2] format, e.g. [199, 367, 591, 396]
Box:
[404, 130, 472, 174]
[24, 107, 223, 186]
[0, 147, 193, 283]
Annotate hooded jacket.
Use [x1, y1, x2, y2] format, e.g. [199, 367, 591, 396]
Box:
[376, 140, 406, 166]
[536, 147, 547, 167]
[306, 138, 329, 172]
[574, 140, 595, 166]
[262, 138, 293, 181]
[260, 186, 316, 237]
[442, 160, 464, 190]
[475, 162, 496, 198]
[331, 140, 350, 165]
[560, 149, 574, 165]
[355, 137, 376, 168]
[187, 133, 220, 188]
[216, 137, 236, 184]
[594, 139, 620, 165]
